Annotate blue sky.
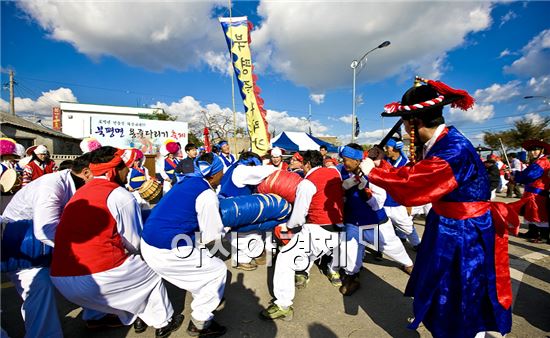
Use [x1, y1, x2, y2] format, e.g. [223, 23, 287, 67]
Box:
[1, 1, 549, 146]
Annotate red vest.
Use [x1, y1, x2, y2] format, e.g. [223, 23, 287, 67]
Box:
[51, 179, 127, 277]
[27, 160, 55, 181]
[305, 167, 344, 225]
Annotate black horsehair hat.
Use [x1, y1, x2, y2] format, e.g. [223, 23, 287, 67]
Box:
[381, 76, 475, 117]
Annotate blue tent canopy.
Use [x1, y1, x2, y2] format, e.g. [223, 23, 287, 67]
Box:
[271, 132, 338, 153]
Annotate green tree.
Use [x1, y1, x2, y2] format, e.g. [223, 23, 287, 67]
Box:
[138, 108, 177, 121]
[483, 117, 550, 150]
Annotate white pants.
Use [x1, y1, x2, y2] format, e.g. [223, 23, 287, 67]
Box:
[411, 203, 432, 217]
[141, 240, 227, 323]
[51, 255, 173, 329]
[8, 267, 62, 338]
[490, 189, 496, 201]
[273, 224, 343, 308]
[162, 180, 172, 194]
[498, 176, 508, 192]
[343, 220, 413, 275]
[396, 227, 421, 247]
[230, 231, 264, 265]
[385, 206, 421, 246]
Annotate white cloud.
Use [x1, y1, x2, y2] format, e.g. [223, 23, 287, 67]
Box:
[266, 109, 328, 135]
[527, 75, 550, 96]
[506, 112, 545, 124]
[309, 93, 325, 105]
[0, 87, 77, 126]
[18, 1, 494, 92]
[337, 128, 387, 145]
[504, 29, 550, 78]
[152, 95, 331, 137]
[473, 80, 521, 104]
[517, 104, 528, 112]
[204, 51, 232, 76]
[499, 10, 517, 28]
[253, 1, 492, 90]
[498, 49, 511, 58]
[470, 133, 485, 141]
[339, 115, 352, 124]
[448, 104, 495, 123]
[17, 1, 227, 71]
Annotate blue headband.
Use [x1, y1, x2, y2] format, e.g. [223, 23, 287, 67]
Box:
[239, 157, 261, 166]
[339, 146, 364, 160]
[193, 154, 224, 177]
[386, 138, 403, 150]
[218, 141, 228, 147]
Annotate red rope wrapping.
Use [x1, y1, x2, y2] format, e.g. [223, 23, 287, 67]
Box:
[257, 170, 303, 204]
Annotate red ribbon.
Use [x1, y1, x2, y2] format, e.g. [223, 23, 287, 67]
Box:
[165, 158, 177, 169]
[431, 200, 520, 310]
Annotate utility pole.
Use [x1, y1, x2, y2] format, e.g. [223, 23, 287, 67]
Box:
[9, 70, 15, 115]
[308, 104, 312, 135]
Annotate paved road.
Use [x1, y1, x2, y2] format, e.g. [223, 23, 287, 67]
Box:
[2, 193, 549, 337]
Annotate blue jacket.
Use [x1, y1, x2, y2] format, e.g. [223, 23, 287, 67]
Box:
[142, 176, 210, 249]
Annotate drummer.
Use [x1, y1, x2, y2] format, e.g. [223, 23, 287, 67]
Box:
[158, 141, 180, 194]
[126, 149, 154, 209]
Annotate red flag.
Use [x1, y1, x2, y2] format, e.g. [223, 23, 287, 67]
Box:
[203, 127, 211, 152]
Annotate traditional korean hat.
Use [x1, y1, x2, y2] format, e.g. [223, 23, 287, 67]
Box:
[0, 138, 17, 156]
[522, 139, 550, 154]
[382, 76, 475, 117]
[33, 145, 48, 155]
[80, 137, 102, 154]
[165, 142, 180, 154]
[270, 147, 284, 157]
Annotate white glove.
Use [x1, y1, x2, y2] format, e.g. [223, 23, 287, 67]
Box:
[360, 158, 375, 176]
[342, 176, 360, 190]
[357, 175, 368, 190]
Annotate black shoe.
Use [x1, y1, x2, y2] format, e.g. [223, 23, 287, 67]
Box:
[134, 317, 147, 334]
[339, 273, 360, 296]
[156, 314, 184, 338]
[187, 320, 227, 337]
[85, 314, 124, 330]
[518, 224, 538, 239]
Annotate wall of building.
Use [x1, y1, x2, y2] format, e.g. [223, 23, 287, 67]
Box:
[1, 124, 81, 155]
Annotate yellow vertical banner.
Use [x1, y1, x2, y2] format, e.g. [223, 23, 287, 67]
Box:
[219, 16, 270, 156]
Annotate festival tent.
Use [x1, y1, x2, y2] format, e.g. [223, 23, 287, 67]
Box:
[271, 131, 339, 153]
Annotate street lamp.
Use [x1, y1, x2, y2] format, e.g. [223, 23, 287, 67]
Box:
[524, 95, 549, 104]
[351, 40, 391, 142]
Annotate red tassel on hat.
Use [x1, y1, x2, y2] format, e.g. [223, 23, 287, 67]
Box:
[427, 80, 475, 111]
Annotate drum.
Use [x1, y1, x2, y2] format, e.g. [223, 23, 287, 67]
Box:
[138, 180, 162, 204]
[0, 169, 21, 194]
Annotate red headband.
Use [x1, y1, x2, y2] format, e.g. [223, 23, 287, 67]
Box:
[89, 149, 137, 181]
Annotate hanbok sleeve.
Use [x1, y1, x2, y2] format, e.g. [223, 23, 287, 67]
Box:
[368, 157, 458, 206]
[108, 187, 143, 254]
[514, 159, 545, 184]
[196, 189, 225, 244]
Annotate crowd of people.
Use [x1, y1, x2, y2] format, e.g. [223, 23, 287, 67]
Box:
[0, 78, 548, 338]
